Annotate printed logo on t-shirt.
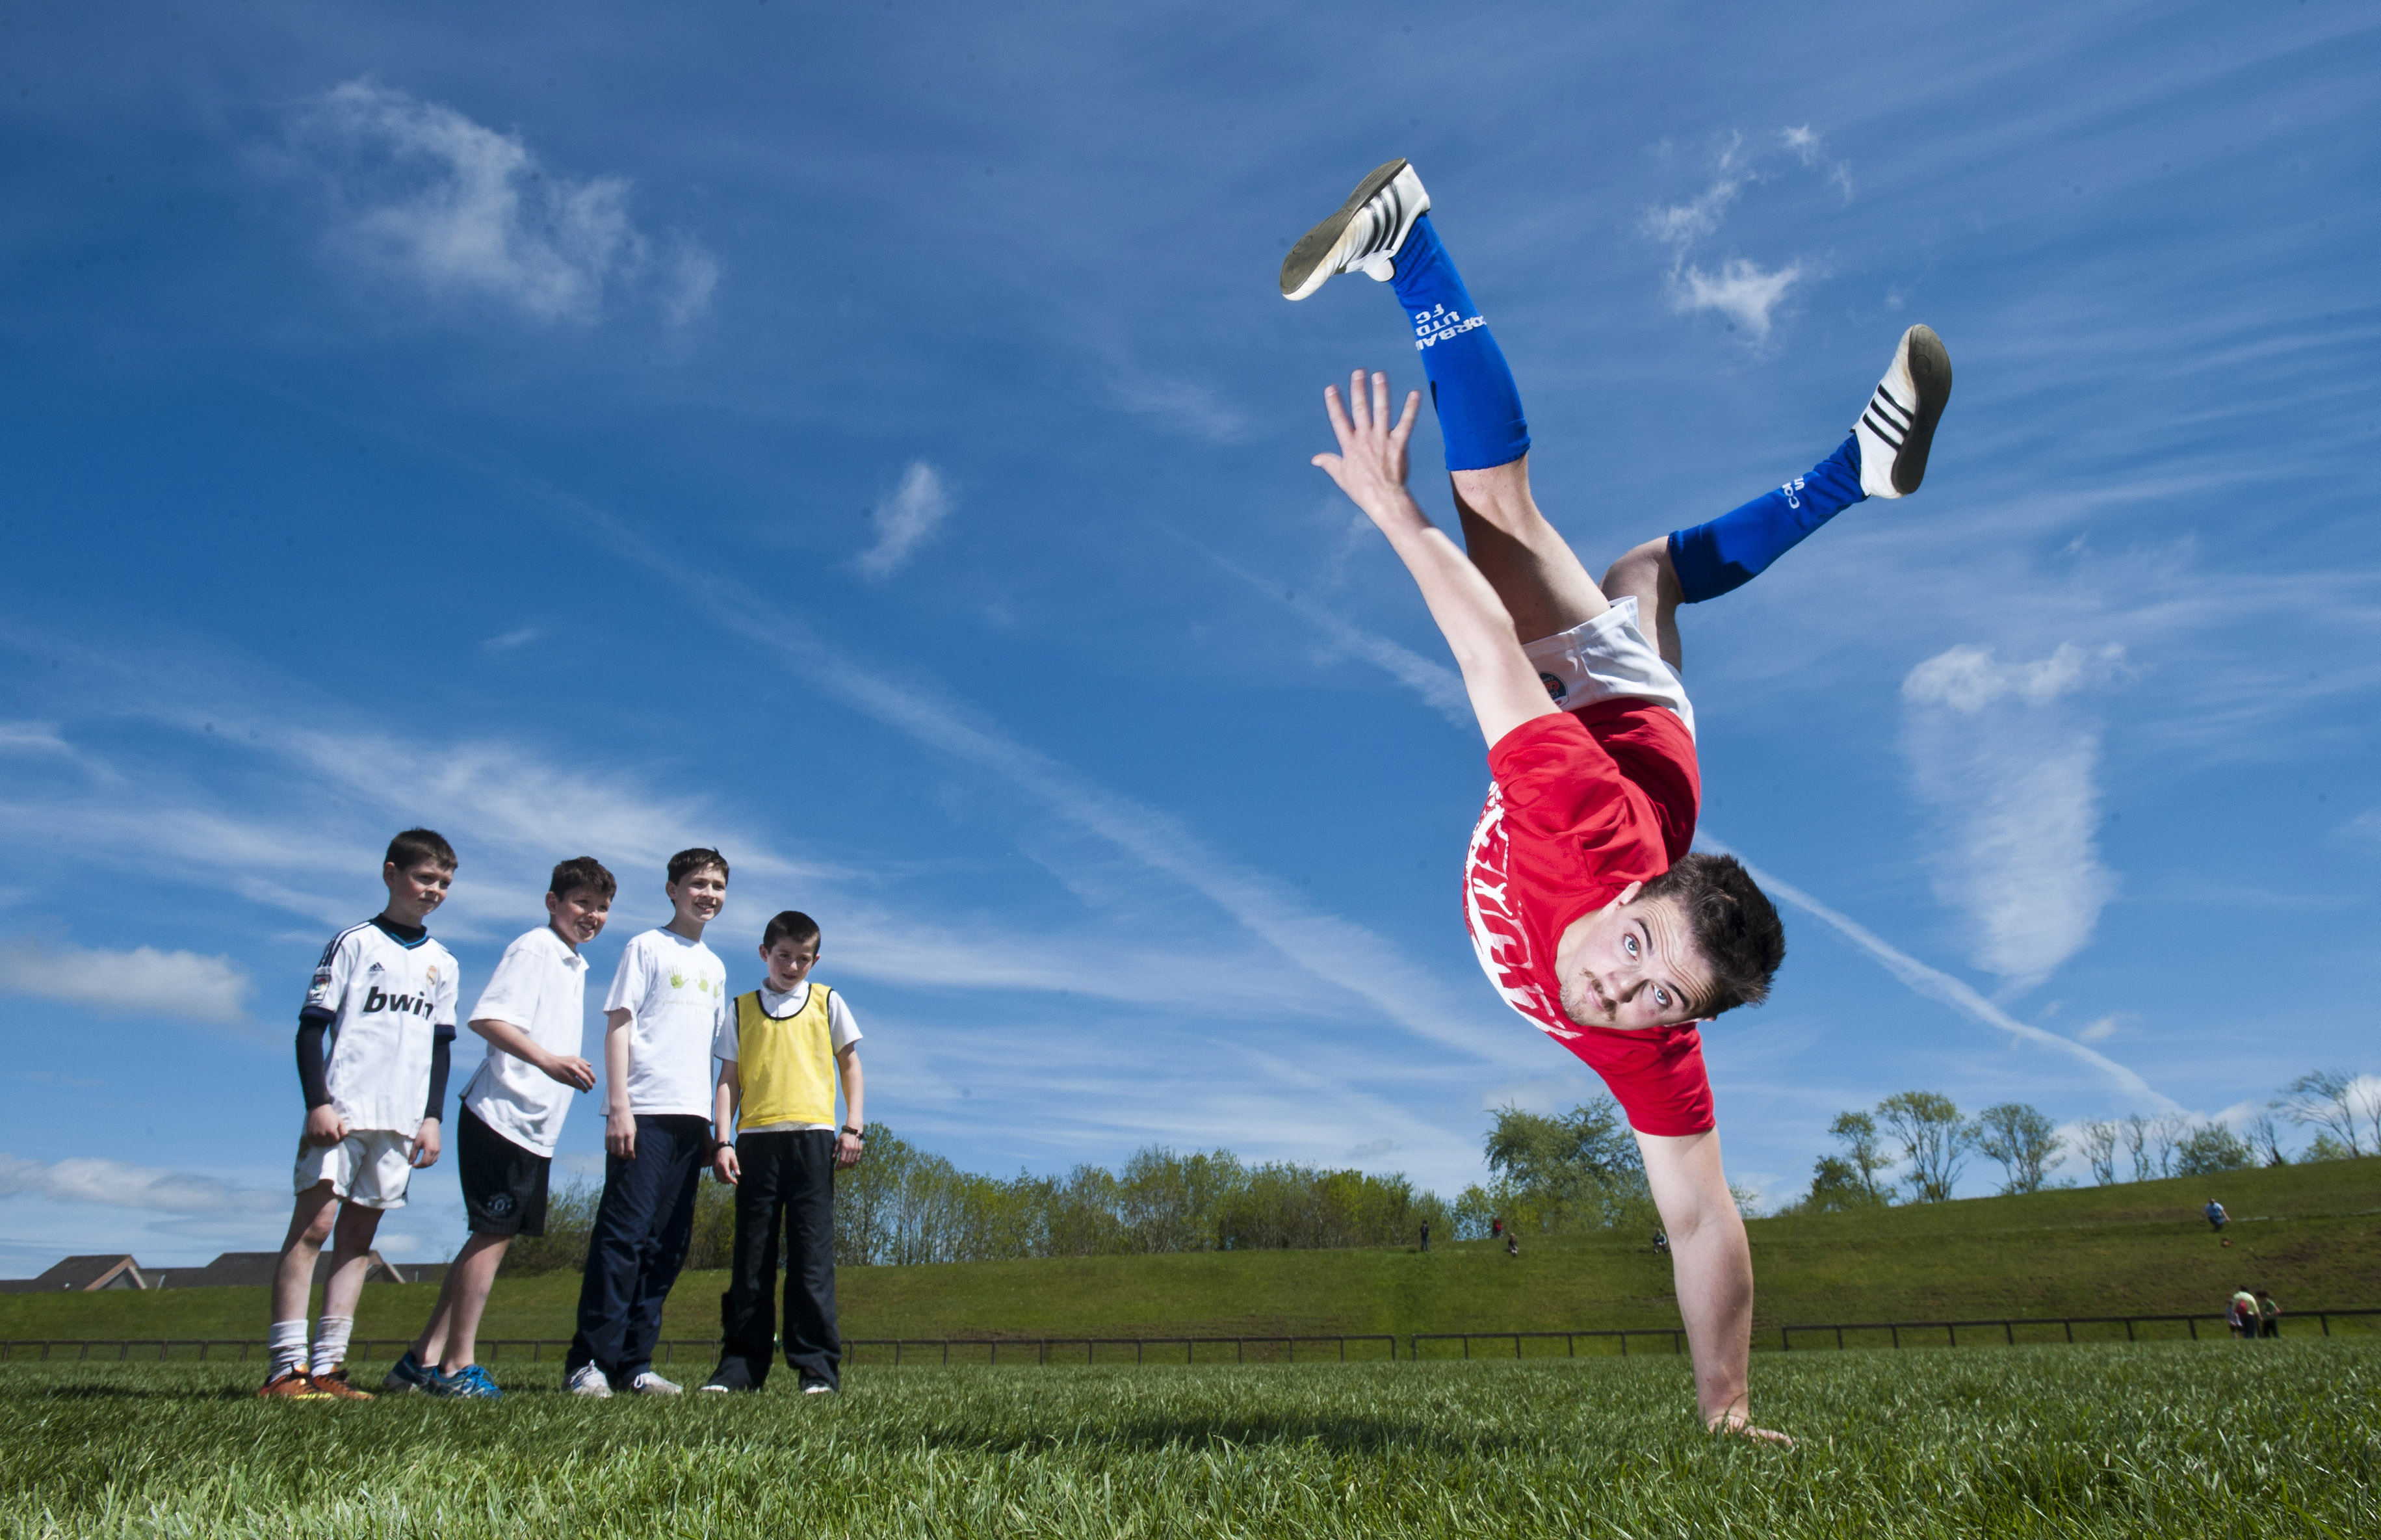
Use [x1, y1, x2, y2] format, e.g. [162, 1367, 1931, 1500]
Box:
[361, 985, 439, 1020]
[1464, 783, 1575, 1040]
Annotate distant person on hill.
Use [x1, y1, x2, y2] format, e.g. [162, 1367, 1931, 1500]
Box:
[385, 857, 613, 1401]
[1491, 1216, 1503, 1239]
[1505, 1235, 1520, 1257]
[701, 909, 866, 1396]
[260, 828, 461, 1402]
[2228, 1286, 2259, 1338]
[564, 848, 734, 1398]
[1286, 159, 1953, 1444]
[1652, 1231, 1670, 1257]
[1420, 1221, 1431, 1252]
[2256, 1290, 2282, 1339]
[2204, 1198, 2228, 1232]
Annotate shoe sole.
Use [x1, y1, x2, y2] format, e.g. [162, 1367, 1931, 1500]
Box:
[1280, 159, 1409, 300]
[1890, 325, 1953, 496]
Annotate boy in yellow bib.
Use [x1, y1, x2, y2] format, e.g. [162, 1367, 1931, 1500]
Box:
[700, 910, 865, 1394]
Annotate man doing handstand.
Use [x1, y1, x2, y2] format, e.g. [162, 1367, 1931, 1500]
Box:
[1284, 160, 1952, 1442]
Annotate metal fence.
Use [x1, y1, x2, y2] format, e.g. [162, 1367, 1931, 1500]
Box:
[3, 1309, 2373, 1367]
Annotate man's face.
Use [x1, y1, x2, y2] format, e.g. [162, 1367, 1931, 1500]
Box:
[547, 887, 612, 948]
[383, 860, 454, 924]
[1557, 887, 1713, 1031]
[667, 867, 727, 927]
[760, 936, 820, 992]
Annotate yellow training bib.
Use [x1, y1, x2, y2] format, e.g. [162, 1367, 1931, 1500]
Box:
[731, 985, 839, 1130]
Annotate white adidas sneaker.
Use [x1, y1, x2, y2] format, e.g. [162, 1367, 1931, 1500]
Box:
[1279, 159, 1431, 301]
[1853, 324, 1953, 499]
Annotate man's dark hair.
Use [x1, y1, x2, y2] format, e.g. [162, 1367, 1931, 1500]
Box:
[762, 910, 822, 951]
[1641, 852, 1784, 1015]
[385, 828, 457, 872]
[668, 846, 729, 886]
[549, 856, 617, 901]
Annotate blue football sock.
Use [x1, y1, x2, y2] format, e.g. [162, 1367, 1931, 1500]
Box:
[1667, 436, 1866, 604]
[1388, 215, 1530, 473]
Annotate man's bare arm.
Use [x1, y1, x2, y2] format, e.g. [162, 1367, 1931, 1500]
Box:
[1637, 1127, 1791, 1444]
[1312, 371, 1563, 747]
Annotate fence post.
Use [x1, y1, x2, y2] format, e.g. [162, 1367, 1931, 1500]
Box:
[2187, 1318, 2197, 1341]
[2003, 1322, 2014, 1346]
[1890, 1325, 1899, 1348]
[2321, 1314, 2330, 1338]
[2063, 1321, 2074, 1344]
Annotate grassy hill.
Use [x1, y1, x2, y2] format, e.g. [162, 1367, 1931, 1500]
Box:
[5, 1157, 2374, 1348]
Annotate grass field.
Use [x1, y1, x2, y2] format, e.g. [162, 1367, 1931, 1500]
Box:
[6, 1157, 2375, 1349]
[1, 1343, 2373, 1537]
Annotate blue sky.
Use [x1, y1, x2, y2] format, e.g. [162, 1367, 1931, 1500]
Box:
[2, 0, 2376, 1272]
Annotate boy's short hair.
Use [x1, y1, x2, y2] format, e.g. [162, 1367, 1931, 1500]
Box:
[385, 828, 458, 872]
[762, 911, 822, 951]
[549, 856, 617, 901]
[668, 846, 729, 886]
[1641, 852, 1784, 1015]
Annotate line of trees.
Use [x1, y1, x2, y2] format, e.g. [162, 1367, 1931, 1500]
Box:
[504, 1127, 1457, 1275]
[1791, 1067, 2377, 1213]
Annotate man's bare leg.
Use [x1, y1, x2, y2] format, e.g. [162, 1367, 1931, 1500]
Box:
[1448, 456, 1610, 644]
[1600, 538, 1685, 672]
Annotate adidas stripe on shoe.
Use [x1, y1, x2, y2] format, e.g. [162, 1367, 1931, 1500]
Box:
[1853, 324, 1953, 499]
[1280, 159, 1431, 302]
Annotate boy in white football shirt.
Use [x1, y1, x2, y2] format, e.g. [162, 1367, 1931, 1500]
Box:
[260, 828, 460, 1400]
[385, 857, 614, 1400]
[564, 847, 731, 1396]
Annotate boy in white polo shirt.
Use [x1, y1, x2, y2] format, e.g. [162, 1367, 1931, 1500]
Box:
[260, 828, 460, 1401]
[564, 847, 731, 1396]
[385, 856, 614, 1400]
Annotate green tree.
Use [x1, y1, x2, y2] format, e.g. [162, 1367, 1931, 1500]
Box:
[1975, 1103, 2063, 1194]
[1877, 1091, 1975, 1203]
[1478, 1099, 1650, 1236]
[1827, 1110, 1892, 1201]
[2274, 1069, 2373, 1157]
[1797, 1155, 1882, 1214]
[2174, 1122, 2253, 1176]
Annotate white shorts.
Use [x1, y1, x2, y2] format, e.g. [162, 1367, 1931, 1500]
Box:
[293, 1129, 415, 1209]
[1522, 595, 1697, 740]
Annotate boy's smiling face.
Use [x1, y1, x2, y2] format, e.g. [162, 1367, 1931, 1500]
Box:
[666, 865, 727, 930]
[547, 885, 612, 950]
[382, 859, 454, 926]
[760, 935, 820, 992]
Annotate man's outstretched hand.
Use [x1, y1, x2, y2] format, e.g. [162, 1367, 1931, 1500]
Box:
[1312, 370, 1424, 525]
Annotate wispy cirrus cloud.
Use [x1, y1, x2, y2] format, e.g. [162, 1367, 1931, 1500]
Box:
[1104, 363, 1250, 443]
[1641, 127, 1848, 343]
[0, 938, 252, 1027]
[1901, 642, 2129, 991]
[283, 78, 714, 325]
[856, 461, 953, 579]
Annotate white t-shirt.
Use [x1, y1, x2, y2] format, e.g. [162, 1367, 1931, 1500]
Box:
[603, 928, 729, 1118]
[712, 981, 863, 1134]
[302, 919, 459, 1134]
[458, 924, 590, 1158]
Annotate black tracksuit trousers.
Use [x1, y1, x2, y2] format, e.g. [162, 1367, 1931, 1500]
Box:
[712, 1129, 840, 1390]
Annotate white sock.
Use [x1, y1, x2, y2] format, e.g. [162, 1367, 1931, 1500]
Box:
[310, 1314, 355, 1377]
[268, 1318, 311, 1379]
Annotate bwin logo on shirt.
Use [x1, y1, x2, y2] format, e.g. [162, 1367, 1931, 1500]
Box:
[361, 985, 436, 1019]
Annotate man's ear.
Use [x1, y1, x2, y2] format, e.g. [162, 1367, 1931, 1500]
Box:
[1614, 880, 1645, 906]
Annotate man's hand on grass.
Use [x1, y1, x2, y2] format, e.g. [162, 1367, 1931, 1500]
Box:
[1708, 1409, 1794, 1448]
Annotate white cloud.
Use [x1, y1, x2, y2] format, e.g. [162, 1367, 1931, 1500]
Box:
[0, 722, 73, 757]
[0, 938, 251, 1026]
[1667, 259, 1804, 341]
[484, 625, 542, 652]
[1901, 643, 2129, 991]
[1641, 128, 1845, 343]
[2076, 1014, 2128, 1043]
[288, 78, 712, 325]
[2340, 806, 2381, 846]
[856, 461, 953, 579]
[1701, 836, 2176, 1109]
[0, 1153, 283, 1215]
[1106, 365, 1249, 443]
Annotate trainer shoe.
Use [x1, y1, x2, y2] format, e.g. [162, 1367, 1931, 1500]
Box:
[309, 1365, 376, 1401]
[1853, 324, 1953, 499]
[628, 1370, 683, 1396]
[257, 1367, 333, 1400]
[428, 1364, 504, 1401]
[384, 1348, 437, 1394]
[699, 1359, 754, 1394]
[566, 1364, 614, 1398]
[1280, 159, 1430, 301]
[800, 1380, 836, 1395]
